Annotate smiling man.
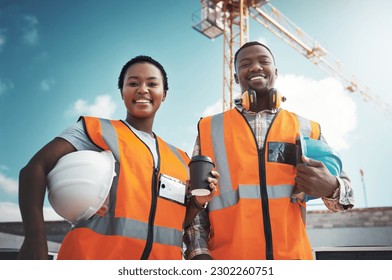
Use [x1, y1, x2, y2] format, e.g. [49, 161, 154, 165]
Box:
[183, 41, 354, 260]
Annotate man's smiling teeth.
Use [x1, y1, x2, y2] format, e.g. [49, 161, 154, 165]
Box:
[250, 75, 266, 81]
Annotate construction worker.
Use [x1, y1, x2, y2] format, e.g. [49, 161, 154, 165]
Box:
[17, 55, 218, 260]
[183, 42, 354, 260]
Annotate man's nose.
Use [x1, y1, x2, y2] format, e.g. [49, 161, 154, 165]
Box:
[250, 63, 263, 71]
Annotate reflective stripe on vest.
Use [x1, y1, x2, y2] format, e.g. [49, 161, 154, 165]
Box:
[206, 110, 319, 211]
[79, 215, 182, 247]
[57, 117, 189, 260]
[199, 108, 320, 260]
[208, 184, 293, 211]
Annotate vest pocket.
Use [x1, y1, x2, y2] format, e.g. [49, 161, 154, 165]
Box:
[267, 142, 297, 166]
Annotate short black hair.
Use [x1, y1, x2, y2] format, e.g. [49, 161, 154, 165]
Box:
[117, 55, 168, 91]
[234, 41, 276, 68]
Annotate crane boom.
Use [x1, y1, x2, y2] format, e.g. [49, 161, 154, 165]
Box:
[249, 2, 391, 118]
[192, 0, 391, 118]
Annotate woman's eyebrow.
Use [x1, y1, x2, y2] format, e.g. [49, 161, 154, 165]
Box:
[127, 76, 159, 80]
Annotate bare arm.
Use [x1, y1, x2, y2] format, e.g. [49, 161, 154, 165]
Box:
[17, 137, 76, 259]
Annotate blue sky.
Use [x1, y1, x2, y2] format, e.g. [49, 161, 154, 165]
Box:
[1, 0, 391, 222]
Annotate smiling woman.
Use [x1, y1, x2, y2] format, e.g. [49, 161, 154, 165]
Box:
[16, 55, 218, 260]
[120, 59, 167, 130]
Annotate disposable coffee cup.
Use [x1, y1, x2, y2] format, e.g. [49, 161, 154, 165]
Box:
[188, 155, 215, 196]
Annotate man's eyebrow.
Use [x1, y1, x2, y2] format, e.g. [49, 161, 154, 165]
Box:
[238, 55, 273, 66]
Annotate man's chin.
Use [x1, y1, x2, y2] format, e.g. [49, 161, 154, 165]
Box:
[251, 86, 270, 95]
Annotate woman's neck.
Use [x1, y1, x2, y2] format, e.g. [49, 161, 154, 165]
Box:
[126, 115, 154, 137]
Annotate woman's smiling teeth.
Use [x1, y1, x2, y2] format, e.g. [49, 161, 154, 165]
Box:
[135, 99, 151, 104]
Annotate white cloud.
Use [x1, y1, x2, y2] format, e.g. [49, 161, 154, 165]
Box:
[0, 36, 4, 49]
[66, 94, 117, 119]
[253, 36, 269, 46]
[276, 74, 357, 151]
[0, 165, 10, 172]
[40, 78, 55, 91]
[0, 29, 6, 52]
[22, 15, 39, 45]
[0, 202, 21, 222]
[0, 202, 63, 222]
[179, 139, 196, 158]
[198, 74, 357, 152]
[0, 171, 65, 222]
[0, 172, 18, 195]
[0, 79, 14, 96]
[201, 98, 223, 117]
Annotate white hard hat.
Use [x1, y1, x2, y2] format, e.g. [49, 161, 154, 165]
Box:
[47, 150, 116, 225]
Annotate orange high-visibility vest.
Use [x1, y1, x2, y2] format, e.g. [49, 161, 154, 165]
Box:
[198, 108, 320, 260]
[57, 117, 189, 260]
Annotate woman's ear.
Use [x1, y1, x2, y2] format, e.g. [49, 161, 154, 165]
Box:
[162, 91, 167, 102]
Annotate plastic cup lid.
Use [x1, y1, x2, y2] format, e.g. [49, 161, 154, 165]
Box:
[189, 155, 214, 166]
[191, 189, 211, 196]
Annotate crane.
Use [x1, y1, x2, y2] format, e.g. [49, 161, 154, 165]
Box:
[192, 0, 392, 118]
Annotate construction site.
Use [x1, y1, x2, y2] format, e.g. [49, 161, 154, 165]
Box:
[1, 206, 392, 259]
[1, 0, 391, 262]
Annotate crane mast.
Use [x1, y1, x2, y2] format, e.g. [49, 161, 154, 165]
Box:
[192, 0, 252, 111]
[192, 0, 391, 118]
[222, 1, 249, 110]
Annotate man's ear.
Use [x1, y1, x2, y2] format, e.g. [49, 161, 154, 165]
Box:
[120, 90, 124, 100]
[275, 68, 278, 78]
[234, 73, 239, 84]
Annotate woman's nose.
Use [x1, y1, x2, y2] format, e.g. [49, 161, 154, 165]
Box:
[137, 84, 148, 94]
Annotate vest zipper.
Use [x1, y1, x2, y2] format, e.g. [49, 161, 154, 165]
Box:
[239, 109, 281, 260]
[261, 109, 281, 259]
[140, 166, 159, 259]
[258, 147, 274, 260]
[119, 121, 160, 260]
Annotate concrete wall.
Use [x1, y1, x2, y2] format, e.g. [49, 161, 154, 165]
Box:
[307, 207, 392, 248]
[1, 207, 392, 255]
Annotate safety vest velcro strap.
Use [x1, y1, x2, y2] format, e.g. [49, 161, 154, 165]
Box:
[209, 184, 294, 211]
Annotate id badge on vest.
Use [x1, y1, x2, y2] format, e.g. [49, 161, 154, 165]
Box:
[158, 174, 186, 205]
